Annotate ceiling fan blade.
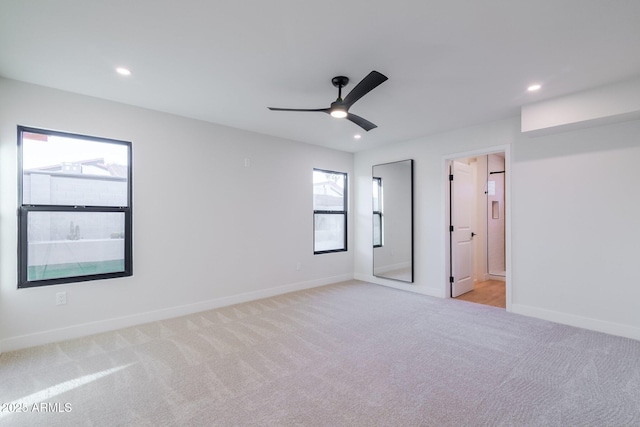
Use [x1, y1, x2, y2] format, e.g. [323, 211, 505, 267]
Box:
[346, 113, 377, 131]
[342, 71, 388, 109]
[268, 107, 329, 112]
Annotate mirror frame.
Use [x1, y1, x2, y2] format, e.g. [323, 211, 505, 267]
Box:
[372, 159, 414, 283]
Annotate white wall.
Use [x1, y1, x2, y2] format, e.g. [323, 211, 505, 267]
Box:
[487, 153, 505, 275]
[512, 119, 640, 337]
[354, 114, 640, 340]
[0, 78, 353, 351]
[473, 156, 488, 282]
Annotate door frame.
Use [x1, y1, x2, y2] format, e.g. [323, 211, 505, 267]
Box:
[442, 144, 512, 311]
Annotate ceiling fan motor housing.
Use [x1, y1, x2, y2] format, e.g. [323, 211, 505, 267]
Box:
[331, 76, 349, 88]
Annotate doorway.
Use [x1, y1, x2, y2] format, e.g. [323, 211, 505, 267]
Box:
[446, 150, 509, 309]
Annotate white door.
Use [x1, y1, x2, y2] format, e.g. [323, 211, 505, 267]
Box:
[451, 161, 474, 297]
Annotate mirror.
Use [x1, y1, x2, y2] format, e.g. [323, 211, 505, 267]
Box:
[372, 159, 414, 282]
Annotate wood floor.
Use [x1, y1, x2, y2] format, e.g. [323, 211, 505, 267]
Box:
[455, 279, 505, 308]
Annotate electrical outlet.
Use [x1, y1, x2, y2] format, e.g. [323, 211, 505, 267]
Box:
[56, 291, 67, 305]
[244, 158, 251, 167]
[296, 262, 302, 271]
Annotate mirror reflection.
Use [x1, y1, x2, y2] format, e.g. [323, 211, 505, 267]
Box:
[372, 159, 413, 283]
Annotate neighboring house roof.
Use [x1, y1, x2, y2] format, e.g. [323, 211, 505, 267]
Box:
[27, 158, 128, 178]
[313, 180, 343, 197]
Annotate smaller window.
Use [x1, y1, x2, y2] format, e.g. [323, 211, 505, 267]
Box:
[373, 177, 382, 247]
[313, 169, 347, 254]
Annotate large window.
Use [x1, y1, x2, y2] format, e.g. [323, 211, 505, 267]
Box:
[313, 169, 347, 254]
[18, 126, 132, 288]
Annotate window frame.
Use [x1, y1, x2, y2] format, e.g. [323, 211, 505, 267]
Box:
[313, 168, 347, 254]
[373, 176, 383, 248]
[17, 126, 133, 288]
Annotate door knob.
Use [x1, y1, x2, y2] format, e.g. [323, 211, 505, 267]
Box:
[471, 232, 476, 238]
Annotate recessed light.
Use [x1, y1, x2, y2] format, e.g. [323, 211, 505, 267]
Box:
[354, 134, 361, 140]
[116, 67, 131, 76]
[527, 84, 541, 92]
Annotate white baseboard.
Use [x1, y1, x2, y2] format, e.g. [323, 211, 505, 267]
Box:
[0, 274, 353, 353]
[511, 303, 640, 341]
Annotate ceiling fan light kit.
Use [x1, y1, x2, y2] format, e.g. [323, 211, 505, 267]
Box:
[268, 70, 388, 131]
[330, 106, 348, 118]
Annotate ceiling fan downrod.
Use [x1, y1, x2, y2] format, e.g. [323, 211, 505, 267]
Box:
[331, 76, 349, 101]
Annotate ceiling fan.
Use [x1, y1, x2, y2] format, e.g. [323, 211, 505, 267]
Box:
[268, 70, 388, 131]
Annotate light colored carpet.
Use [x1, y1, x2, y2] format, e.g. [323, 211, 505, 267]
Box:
[1, 280, 639, 426]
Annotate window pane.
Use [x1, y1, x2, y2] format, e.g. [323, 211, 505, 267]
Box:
[313, 170, 345, 211]
[22, 131, 129, 206]
[373, 178, 381, 211]
[373, 213, 382, 246]
[27, 211, 126, 281]
[314, 213, 346, 252]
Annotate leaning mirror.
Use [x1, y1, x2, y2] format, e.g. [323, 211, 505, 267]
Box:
[372, 159, 414, 282]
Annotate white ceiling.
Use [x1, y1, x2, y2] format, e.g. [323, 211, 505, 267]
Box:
[1, 0, 640, 152]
